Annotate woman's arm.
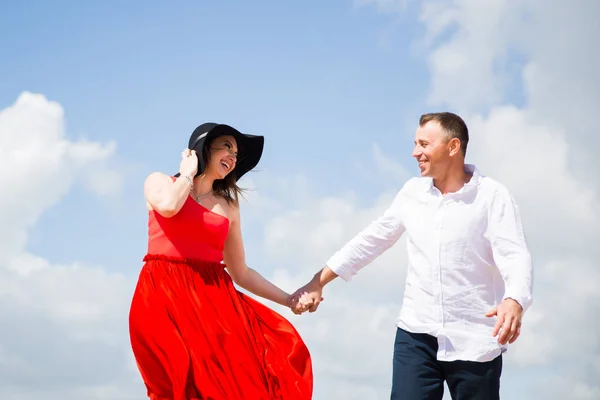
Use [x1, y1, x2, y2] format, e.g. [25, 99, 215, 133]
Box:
[144, 172, 192, 217]
[144, 149, 198, 217]
[222, 205, 291, 307]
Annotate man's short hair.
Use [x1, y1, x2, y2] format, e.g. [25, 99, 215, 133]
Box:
[419, 112, 469, 156]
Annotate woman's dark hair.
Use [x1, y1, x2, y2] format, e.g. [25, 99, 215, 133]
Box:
[202, 136, 245, 206]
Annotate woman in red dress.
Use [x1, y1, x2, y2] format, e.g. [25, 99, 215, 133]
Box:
[129, 123, 314, 400]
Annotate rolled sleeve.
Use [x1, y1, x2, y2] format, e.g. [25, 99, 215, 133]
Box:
[326, 190, 406, 281]
[488, 188, 534, 312]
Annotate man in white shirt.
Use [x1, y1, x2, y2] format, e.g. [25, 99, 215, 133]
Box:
[293, 112, 533, 399]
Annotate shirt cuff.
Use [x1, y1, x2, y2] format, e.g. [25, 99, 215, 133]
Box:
[503, 292, 532, 312]
[326, 253, 355, 282]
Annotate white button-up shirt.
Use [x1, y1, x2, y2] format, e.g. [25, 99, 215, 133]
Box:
[326, 165, 533, 362]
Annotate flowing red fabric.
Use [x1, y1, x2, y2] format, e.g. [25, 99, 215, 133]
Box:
[129, 196, 313, 400]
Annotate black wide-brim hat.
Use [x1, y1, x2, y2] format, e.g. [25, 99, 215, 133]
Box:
[179, 122, 264, 181]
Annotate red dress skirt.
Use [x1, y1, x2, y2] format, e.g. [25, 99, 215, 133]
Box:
[129, 197, 313, 399]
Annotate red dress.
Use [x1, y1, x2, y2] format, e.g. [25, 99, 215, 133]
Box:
[128, 195, 313, 400]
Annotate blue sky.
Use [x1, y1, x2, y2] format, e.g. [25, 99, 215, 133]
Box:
[2, 1, 598, 399]
[1, 1, 429, 271]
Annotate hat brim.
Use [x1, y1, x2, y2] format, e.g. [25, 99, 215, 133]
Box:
[177, 123, 264, 182]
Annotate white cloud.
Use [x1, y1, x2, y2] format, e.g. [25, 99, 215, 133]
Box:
[0, 93, 140, 399]
[418, 0, 528, 112]
[246, 1, 600, 398]
[0, 92, 123, 263]
[246, 148, 409, 400]
[372, 143, 412, 182]
[467, 107, 599, 249]
[3, 1, 599, 398]
[414, 1, 600, 394]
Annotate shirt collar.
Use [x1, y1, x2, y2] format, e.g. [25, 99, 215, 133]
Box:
[465, 164, 482, 187]
[426, 164, 482, 195]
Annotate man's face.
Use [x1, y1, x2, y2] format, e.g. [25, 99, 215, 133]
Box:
[412, 121, 451, 178]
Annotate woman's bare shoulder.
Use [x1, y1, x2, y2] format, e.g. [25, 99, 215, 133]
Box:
[145, 171, 174, 186]
[220, 199, 241, 224]
[144, 172, 175, 212]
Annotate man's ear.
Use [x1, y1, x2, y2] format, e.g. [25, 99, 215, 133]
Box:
[448, 137, 462, 157]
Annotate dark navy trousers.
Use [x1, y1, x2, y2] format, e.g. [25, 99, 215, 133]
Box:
[391, 328, 502, 400]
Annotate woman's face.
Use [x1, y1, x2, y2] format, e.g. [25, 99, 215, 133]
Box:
[206, 135, 238, 179]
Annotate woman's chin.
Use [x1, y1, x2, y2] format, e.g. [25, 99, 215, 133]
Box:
[216, 171, 230, 180]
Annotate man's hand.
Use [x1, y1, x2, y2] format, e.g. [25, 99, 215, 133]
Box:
[291, 278, 325, 314]
[485, 298, 523, 345]
[288, 292, 315, 315]
[289, 266, 337, 315]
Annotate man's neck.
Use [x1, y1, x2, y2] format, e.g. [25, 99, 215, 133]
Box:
[433, 164, 471, 195]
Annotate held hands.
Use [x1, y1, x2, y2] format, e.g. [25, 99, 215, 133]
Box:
[288, 278, 324, 315]
[180, 148, 198, 177]
[485, 298, 523, 345]
[288, 292, 316, 315]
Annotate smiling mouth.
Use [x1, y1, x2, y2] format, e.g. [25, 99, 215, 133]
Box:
[220, 160, 231, 171]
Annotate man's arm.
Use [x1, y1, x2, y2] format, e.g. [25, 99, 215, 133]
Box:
[488, 187, 534, 312]
[325, 192, 407, 281]
[293, 187, 408, 312]
[485, 186, 533, 344]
